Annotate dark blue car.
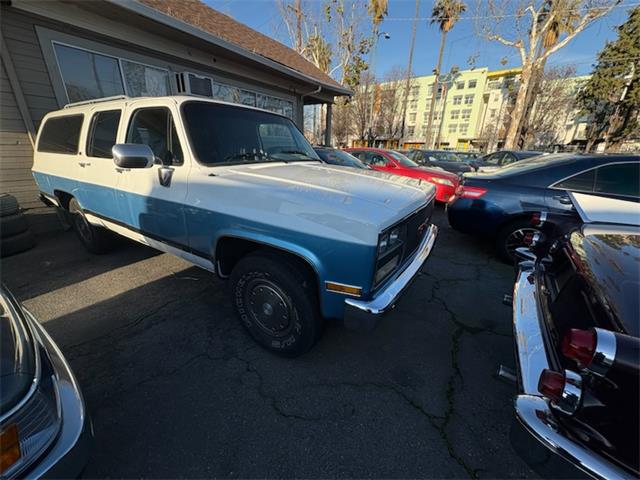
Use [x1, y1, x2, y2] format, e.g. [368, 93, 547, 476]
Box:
[447, 153, 640, 261]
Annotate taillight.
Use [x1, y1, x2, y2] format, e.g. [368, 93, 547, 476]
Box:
[538, 369, 583, 415]
[459, 186, 487, 199]
[562, 329, 597, 368]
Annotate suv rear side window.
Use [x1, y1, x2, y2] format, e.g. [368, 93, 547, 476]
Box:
[86, 110, 121, 158]
[37, 115, 84, 154]
[594, 163, 639, 197]
[126, 108, 183, 165]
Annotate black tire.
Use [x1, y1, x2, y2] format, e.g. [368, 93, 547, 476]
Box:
[496, 218, 542, 263]
[1, 212, 29, 238]
[0, 194, 19, 217]
[1, 230, 36, 257]
[229, 252, 323, 356]
[68, 198, 116, 254]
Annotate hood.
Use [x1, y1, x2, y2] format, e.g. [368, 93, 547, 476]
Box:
[571, 226, 640, 337]
[198, 162, 435, 244]
[1, 287, 36, 415]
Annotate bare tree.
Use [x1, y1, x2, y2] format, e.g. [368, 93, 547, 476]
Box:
[351, 71, 377, 142]
[377, 67, 413, 140]
[525, 65, 578, 148]
[478, 0, 620, 149]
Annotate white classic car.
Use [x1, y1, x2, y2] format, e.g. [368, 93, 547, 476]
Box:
[33, 96, 437, 355]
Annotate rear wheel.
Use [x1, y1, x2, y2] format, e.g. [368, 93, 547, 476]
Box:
[69, 198, 116, 254]
[229, 251, 322, 356]
[496, 218, 541, 263]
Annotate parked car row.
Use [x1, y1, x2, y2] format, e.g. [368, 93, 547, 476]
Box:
[509, 193, 639, 479]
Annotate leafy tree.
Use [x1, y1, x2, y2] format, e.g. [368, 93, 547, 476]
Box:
[578, 6, 640, 152]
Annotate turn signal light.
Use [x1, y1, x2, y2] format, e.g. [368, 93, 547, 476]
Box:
[562, 329, 596, 368]
[538, 369, 583, 415]
[459, 186, 487, 199]
[0, 424, 21, 474]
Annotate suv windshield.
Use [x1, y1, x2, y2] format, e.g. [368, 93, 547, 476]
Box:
[388, 150, 419, 168]
[181, 101, 320, 165]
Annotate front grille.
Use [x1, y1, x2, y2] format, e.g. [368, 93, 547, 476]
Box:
[400, 201, 433, 264]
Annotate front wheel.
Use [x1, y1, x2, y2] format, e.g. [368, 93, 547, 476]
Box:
[69, 198, 116, 254]
[496, 218, 541, 263]
[229, 252, 322, 356]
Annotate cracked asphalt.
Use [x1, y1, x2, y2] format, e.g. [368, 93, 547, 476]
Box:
[2, 207, 538, 478]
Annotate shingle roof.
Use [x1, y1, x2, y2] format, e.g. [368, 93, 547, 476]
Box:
[138, 0, 345, 92]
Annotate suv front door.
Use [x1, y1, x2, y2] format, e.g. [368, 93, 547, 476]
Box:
[117, 101, 190, 250]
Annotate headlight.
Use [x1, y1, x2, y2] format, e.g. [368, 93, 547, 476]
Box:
[0, 293, 62, 478]
[430, 177, 454, 187]
[374, 224, 407, 286]
[374, 254, 400, 285]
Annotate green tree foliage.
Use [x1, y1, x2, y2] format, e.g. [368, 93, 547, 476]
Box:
[578, 7, 640, 152]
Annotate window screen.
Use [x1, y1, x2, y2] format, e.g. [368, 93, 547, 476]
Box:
[594, 163, 640, 197]
[555, 169, 595, 192]
[86, 110, 121, 158]
[127, 108, 183, 165]
[37, 115, 84, 154]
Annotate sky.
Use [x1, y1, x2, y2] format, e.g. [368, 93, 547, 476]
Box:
[204, 0, 637, 79]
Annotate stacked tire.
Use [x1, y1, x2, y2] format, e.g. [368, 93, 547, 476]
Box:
[1, 194, 36, 257]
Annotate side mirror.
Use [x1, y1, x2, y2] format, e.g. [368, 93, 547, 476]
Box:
[387, 162, 397, 168]
[112, 144, 155, 169]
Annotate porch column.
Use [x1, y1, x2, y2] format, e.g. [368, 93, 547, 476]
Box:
[324, 103, 332, 146]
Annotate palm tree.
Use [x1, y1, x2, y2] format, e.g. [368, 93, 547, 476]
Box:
[424, 0, 466, 148]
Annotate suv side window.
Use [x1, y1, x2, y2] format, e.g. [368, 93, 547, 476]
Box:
[86, 110, 121, 158]
[37, 115, 84, 154]
[126, 107, 183, 165]
[555, 169, 595, 192]
[594, 163, 639, 197]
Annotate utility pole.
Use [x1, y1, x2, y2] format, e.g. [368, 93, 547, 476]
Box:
[400, 0, 420, 148]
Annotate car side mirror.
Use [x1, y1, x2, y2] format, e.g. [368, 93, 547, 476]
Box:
[112, 144, 155, 169]
[387, 162, 397, 168]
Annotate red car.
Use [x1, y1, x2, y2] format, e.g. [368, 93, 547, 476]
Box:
[345, 147, 460, 203]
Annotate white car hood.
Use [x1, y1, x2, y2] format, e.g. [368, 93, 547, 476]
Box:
[194, 161, 435, 245]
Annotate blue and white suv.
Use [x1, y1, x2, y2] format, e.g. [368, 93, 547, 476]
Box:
[33, 96, 437, 355]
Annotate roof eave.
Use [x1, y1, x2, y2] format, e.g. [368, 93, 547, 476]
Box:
[108, 0, 351, 97]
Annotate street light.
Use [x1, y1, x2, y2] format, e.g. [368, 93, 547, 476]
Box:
[367, 31, 391, 146]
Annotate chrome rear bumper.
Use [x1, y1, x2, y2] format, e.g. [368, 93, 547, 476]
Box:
[512, 266, 633, 480]
[344, 224, 438, 330]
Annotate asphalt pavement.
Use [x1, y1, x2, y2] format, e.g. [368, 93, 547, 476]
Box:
[2, 206, 538, 478]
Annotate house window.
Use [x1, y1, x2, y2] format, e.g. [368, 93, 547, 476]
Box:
[453, 95, 462, 105]
[410, 86, 420, 97]
[468, 79, 477, 89]
[409, 112, 417, 122]
[459, 124, 469, 135]
[461, 109, 471, 121]
[450, 110, 460, 120]
[54, 44, 124, 102]
[410, 99, 418, 110]
[488, 80, 500, 90]
[407, 126, 415, 136]
[456, 81, 464, 90]
[490, 108, 497, 119]
[464, 94, 475, 105]
[448, 124, 457, 133]
[53, 43, 171, 102]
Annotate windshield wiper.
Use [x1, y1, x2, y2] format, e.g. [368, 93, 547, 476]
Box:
[223, 152, 281, 164]
[276, 150, 317, 161]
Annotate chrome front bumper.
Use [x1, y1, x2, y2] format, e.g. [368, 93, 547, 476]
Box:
[22, 310, 92, 479]
[344, 223, 438, 330]
[512, 266, 632, 480]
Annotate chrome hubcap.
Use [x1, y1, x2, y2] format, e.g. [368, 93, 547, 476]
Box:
[245, 279, 292, 337]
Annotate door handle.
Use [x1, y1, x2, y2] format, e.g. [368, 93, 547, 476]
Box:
[553, 194, 572, 205]
[115, 167, 130, 173]
[78, 162, 91, 167]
